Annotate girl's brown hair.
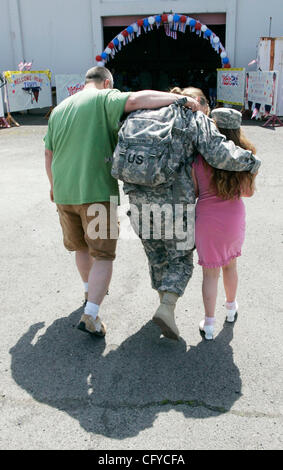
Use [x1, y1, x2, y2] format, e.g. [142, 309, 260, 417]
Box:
[206, 127, 256, 200]
[171, 86, 256, 199]
[170, 86, 210, 115]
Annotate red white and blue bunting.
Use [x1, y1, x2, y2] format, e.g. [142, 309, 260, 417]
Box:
[96, 14, 231, 68]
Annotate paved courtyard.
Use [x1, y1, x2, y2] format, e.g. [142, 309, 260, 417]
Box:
[0, 114, 282, 450]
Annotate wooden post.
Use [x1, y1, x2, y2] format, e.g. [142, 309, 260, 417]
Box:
[45, 106, 54, 119]
[6, 113, 20, 127]
[270, 38, 275, 70]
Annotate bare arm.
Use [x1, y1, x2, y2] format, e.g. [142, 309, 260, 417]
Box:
[124, 90, 199, 113]
[191, 167, 199, 198]
[45, 149, 54, 202]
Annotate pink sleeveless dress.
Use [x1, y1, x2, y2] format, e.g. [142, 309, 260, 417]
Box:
[192, 154, 246, 268]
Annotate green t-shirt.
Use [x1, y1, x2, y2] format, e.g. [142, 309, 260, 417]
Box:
[44, 88, 130, 204]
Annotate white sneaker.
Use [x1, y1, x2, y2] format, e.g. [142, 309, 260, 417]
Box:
[199, 320, 214, 340]
[225, 300, 238, 323]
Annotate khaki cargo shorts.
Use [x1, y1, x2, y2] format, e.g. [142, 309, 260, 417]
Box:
[57, 202, 118, 260]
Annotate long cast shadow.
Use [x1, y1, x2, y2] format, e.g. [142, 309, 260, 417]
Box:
[10, 307, 241, 439]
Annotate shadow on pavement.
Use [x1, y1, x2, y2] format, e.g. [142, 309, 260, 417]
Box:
[10, 307, 242, 439]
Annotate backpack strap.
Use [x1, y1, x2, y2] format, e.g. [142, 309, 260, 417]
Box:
[174, 96, 188, 107]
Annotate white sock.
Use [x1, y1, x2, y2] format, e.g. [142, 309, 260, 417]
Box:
[83, 282, 88, 293]
[226, 300, 238, 311]
[84, 301, 99, 320]
[204, 316, 216, 327]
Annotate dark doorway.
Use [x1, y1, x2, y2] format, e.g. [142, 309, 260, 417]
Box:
[103, 24, 225, 99]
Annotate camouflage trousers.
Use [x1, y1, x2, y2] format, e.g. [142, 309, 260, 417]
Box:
[128, 190, 194, 297]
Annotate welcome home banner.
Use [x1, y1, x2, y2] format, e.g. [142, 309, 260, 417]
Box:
[3, 70, 52, 112]
[245, 71, 279, 115]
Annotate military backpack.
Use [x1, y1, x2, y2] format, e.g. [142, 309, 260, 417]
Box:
[111, 98, 190, 187]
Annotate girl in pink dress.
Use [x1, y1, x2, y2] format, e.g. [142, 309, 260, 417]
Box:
[192, 108, 257, 340]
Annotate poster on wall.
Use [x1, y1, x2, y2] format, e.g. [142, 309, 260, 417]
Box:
[245, 71, 279, 116]
[55, 75, 85, 104]
[3, 70, 52, 113]
[257, 37, 283, 116]
[217, 68, 246, 106]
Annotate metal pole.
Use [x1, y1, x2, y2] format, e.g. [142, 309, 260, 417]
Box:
[8, 0, 25, 66]
[269, 17, 272, 37]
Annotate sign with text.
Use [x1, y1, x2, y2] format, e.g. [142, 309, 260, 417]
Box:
[257, 37, 283, 115]
[3, 70, 52, 112]
[217, 68, 246, 105]
[245, 71, 279, 114]
[55, 74, 85, 104]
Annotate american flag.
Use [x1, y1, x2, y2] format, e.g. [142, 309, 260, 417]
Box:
[164, 24, 177, 40]
[18, 61, 33, 71]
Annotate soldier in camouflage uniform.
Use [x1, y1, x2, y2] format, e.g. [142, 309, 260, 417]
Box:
[122, 99, 261, 341]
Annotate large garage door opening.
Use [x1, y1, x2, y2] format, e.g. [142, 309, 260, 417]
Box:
[103, 14, 226, 100]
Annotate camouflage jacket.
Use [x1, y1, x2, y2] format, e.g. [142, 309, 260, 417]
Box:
[123, 110, 261, 204]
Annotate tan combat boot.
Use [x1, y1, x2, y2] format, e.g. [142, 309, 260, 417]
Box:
[153, 292, 180, 340]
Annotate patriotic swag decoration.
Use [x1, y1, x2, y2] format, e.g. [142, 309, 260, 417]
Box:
[96, 14, 230, 68]
[18, 61, 33, 72]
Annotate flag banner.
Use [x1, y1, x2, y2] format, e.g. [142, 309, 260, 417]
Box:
[3, 70, 52, 113]
[248, 59, 257, 66]
[18, 62, 33, 71]
[245, 71, 279, 115]
[217, 68, 246, 105]
[55, 74, 85, 104]
[251, 107, 259, 119]
[164, 24, 177, 39]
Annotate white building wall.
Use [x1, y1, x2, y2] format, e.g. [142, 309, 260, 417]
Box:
[234, 0, 283, 68]
[0, 0, 282, 81]
[17, 0, 94, 75]
[0, 0, 16, 70]
[0, 0, 97, 83]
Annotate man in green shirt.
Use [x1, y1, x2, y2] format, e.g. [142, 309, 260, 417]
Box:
[44, 66, 199, 337]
